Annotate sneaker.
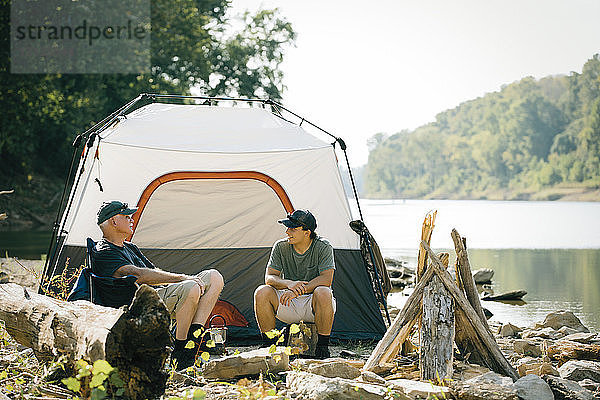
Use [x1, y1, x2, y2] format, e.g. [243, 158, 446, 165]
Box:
[171, 346, 196, 370]
[314, 345, 330, 360]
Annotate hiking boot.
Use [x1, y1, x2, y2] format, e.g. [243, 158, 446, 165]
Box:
[314, 345, 330, 360]
[171, 346, 196, 370]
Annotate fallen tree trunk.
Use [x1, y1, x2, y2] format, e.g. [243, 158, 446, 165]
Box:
[546, 340, 600, 364]
[0, 283, 171, 400]
[482, 290, 527, 301]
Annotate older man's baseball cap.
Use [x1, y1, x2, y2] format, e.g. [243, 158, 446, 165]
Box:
[278, 209, 317, 232]
[97, 201, 138, 225]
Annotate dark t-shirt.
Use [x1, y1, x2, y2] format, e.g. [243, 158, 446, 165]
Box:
[92, 239, 155, 277]
[90, 239, 155, 308]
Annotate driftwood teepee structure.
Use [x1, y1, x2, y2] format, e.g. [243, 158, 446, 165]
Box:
[364, 225, 519, 382]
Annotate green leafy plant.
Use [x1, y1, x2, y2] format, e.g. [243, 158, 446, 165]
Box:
[61, 359, 125, 399]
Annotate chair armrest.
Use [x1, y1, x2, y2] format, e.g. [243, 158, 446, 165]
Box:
[90, 272, 138, 286]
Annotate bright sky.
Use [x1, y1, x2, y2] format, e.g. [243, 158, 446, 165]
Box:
[229, 0, 600, 166]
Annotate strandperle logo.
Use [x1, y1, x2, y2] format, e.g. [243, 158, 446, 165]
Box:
[11, 0, 150, 74]
[14, 19, 148, 47]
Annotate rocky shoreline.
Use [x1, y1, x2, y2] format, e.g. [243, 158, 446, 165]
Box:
[1, 258, 599, 399]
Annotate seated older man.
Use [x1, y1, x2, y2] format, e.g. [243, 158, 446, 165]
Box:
[93, 201, 224, 369]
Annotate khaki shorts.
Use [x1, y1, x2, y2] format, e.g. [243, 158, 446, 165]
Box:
[155, 270, 212, 318]
[275, 289, 336, 324]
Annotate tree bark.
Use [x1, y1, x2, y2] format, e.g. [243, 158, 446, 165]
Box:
[451, 229, 490, 332]
[0, 283, 171, 400]
[421, 242, 520, 381]
[420, 274, 454, 381]
[363, 265, 435, 372]
[546, 340, 600, 364]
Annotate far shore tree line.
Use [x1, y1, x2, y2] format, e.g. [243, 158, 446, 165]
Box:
[365, 55, 600, 200]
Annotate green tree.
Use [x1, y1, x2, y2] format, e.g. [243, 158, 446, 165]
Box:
[365, 54, 600, 199]
[0, 0, 296, 182]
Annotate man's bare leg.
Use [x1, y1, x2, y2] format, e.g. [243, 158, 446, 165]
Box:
[192, 270, 224, 326]
[254, 285, 279, 332]
[174, 284, 201, 340]
[312, 286, 334, 335]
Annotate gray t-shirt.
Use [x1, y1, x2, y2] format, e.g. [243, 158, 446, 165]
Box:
[267, 236, 335, 282]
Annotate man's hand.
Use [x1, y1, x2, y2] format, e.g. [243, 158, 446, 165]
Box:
[287, 280, 308, 296]
[280, 289, 298, 306]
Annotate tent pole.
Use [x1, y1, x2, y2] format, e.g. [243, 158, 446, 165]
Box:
[43, 135, 96, 289]
[337, 141, 391, 325]
[41, 134, 83, 286]
[43, 95, 144, 288]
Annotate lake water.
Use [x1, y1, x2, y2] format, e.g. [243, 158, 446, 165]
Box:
[1, 199, 599, 332]
[355, 199, 600, 333]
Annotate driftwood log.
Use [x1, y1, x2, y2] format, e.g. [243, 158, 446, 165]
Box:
[420, 273, 454, 380]
[482, 290, 527, 301]
[363, 265, 436, 372]
[546, 340, 600, 364]
[365, 242, 519, 381]
[451, 230, 491, 365]
[0, 283, 171, 400]
[451, 229, 490, 332]
[421, 242, 519, 381]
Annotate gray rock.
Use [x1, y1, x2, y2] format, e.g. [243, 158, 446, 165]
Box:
[558, 326, 580, 336]
[360, 371, 386, 385]
[522, 326, 563, 340]
[384, 257, 405, 268]
[543, 375, 596, 400]
[512, 374, 554, 400]
[201, 347, 289, 380]
[578, 379, 600, 392]
[541, 311, 589, 333]
[286, 371, 404, 400]
[451, 381, 519, 400]
[466, 371, 513, 386]
[387, 378, 452, 399]
[514, 339, 542, 357]
[559, 360, 600, 383]
[473, 268, 494, 283]
[562, 333, 598, 344]
[516, 356, 540, 367]
[516, 358, 559, 377]
[307, 360, 361, 379]
[499, 323, 523, 337]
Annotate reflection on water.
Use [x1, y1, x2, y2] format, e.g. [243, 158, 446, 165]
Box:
[387, 248, 600, 333]
[0, 230, 51, 260]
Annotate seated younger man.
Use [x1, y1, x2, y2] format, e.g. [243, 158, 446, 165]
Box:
[94, 201, 224, 368]
[254, 210, 336, 359]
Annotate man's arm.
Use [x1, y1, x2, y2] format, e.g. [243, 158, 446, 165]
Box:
[265, 267, 308, 295]
[303, 268, 334, 293]
[114, 264, 205, 292]
[278, 268, 334, 306]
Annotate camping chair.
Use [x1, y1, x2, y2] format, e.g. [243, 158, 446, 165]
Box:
[67, 238, 138, 308]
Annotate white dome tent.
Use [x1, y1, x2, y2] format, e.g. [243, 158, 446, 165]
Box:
[44, 94, 387, 340]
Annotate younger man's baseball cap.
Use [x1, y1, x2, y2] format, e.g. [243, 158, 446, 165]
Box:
[278, 209, 317, 232]
[97, 201, 138, 225]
